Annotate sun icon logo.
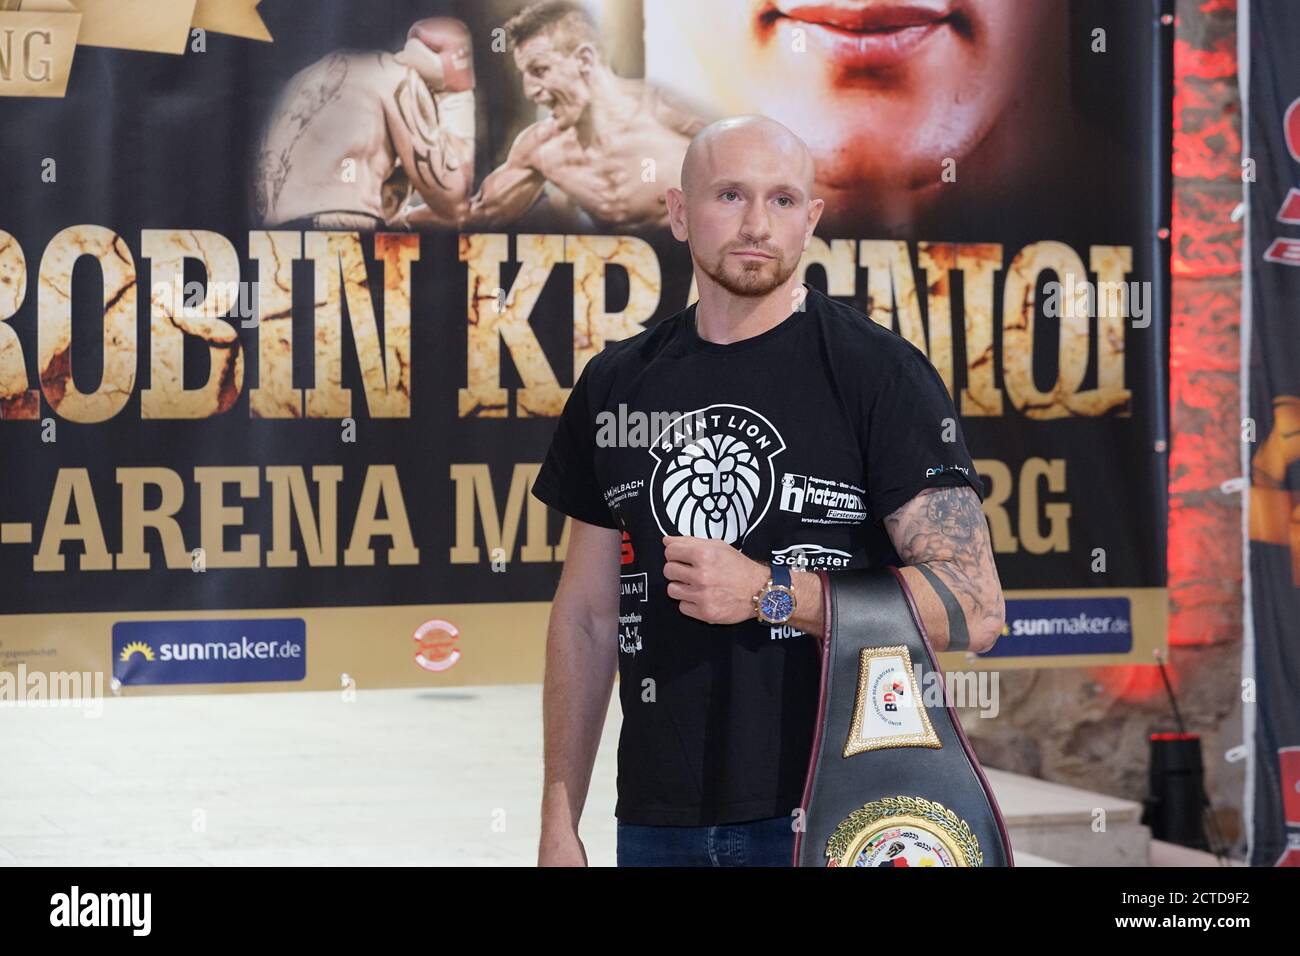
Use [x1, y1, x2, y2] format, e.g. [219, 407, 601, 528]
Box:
[118, 641, 155, 662]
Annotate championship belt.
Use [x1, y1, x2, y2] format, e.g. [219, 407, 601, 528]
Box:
[793, 566, 1014, 867]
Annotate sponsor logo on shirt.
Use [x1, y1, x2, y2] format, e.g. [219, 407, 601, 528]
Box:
[619, 611, 643, 655]
[771, 543, 853, 569]
[778, 473, 867, 525]
[620, 571, 648, 601]
[769, 622, 806, 640]
[925, 464, 971, 479]
[619, 572, 647, 654]
[603, 479, 644, 509]
[647, 403, 786, 546]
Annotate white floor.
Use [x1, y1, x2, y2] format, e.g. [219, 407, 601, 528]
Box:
[1, 685, 1224, 866]
[1, 685, 619, 866]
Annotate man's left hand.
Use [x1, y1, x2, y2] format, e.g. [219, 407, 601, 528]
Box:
[662, 534, 770, 625]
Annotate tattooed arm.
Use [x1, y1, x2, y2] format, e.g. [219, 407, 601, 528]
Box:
[883, 486, 1005, 654]
[385, 71, 476, 224]
[255, 53, 350, 223]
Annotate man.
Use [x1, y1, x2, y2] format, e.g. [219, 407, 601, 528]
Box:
[530, 116, 1004, 867]
[397, 0, 706, 232]
[255, 17, 476, 231]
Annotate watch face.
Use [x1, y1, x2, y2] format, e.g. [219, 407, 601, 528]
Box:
[761, 589, 795, 623]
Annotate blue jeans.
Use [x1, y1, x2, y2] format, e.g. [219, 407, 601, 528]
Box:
[616, 813, 796, 867]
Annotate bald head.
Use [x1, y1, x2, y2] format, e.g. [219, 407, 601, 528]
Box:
[680, 115, 816, 202]
[668, 114, 823, 302]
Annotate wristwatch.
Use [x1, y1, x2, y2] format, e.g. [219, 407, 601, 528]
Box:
[753, 561, 797, 625]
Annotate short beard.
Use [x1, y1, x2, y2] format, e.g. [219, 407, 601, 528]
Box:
[700, 249, 793, 298]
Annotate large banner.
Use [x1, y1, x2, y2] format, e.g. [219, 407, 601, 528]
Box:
[1242, 0, 1300, 868]
[0, 0, 1169, 696]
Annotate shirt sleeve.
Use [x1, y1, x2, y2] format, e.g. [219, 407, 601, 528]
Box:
[863, 344, 985, 525]
[530, 357, 618, 530]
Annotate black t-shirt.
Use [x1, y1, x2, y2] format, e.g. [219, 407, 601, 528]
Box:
[530, 283, 984, 826]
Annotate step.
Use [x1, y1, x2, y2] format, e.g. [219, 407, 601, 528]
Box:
[984, 767, 1149, 867]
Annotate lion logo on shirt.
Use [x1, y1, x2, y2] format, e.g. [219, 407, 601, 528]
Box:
[648, 403, 786, 546]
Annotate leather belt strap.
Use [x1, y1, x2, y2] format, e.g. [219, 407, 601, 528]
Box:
[793, 566, 1014, 867]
